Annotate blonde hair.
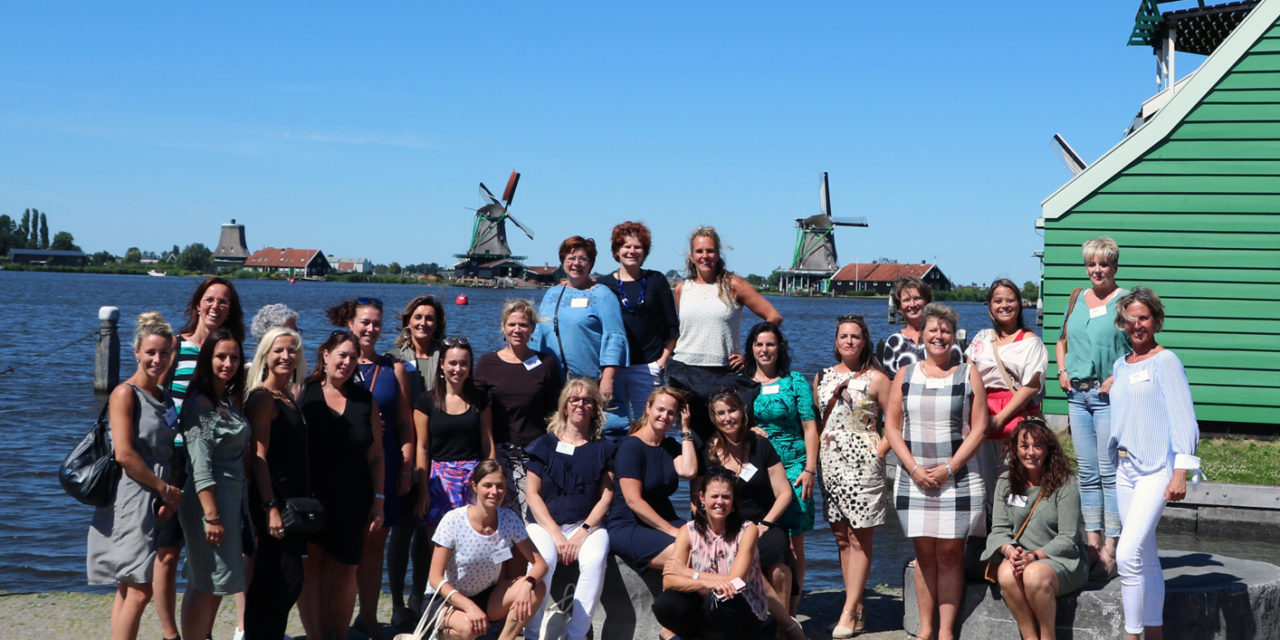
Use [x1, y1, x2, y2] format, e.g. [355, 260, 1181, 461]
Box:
[1114, 286, 1165, 332]
[546, 378, 606, 440]
[501, 298, 539, 328]
[133, 311, 173, 350]
[246, 327, 306, 396]
[685, 226, 735, 306]
[1082, 236, 1120, 265]
[629, 386, 688, 434]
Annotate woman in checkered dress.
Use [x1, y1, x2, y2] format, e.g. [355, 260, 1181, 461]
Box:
[885, 303, 989, 640]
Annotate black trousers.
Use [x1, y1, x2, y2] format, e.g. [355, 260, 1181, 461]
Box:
[243, 528, 305, 640]
[651, 589, 768, 640]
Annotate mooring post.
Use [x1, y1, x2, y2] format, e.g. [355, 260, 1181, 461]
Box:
[95, 306, 120, 392]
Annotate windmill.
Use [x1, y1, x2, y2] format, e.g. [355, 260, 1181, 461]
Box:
[778, 173, 867, 293]
[453, 171, 536, 281]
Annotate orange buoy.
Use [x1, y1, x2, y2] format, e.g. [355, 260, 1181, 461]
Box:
[455, 294, 469, 305]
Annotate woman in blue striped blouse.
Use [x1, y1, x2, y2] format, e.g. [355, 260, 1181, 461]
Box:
[1108, 287, 1200, 640]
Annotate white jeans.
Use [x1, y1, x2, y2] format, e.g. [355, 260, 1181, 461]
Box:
[1115, 457, 1170, 634]
[525, 522, 611, 640]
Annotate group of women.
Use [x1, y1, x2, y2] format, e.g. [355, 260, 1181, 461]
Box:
[87, 230, 1200, 640]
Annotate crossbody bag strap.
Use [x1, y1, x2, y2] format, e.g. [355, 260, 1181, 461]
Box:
[990, 334, 1018, 392]
[1061, 287, 1084, 351]
[1011, 490, 1045, 543]
[552, 285, 569, 377]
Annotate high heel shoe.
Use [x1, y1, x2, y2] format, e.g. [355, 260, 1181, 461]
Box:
[832, 605, 864, 638]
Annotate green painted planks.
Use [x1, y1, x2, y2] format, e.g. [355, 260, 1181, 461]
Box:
[1203, 88, 1280, 103]
[1184, 102, 1280, 121]
[1182, 368, 1280, 388]
[1047, 228, 1279, 250]
[1043, 245, 1278, 270]
[1042, 398, 1280, 423]
[1040, 278, 1280, 301]
[1126, 159, 1280, 175]
[1215, 71, 1280, 90]
[1045, 212, 1280, 232]
[1103, 174, 1280, 193]
[1043, 265, 1280, 284]
[1229, 52, 1280, 73]
[1174, 122, 1280, 139]
[1146, 140, 1280, 159]
[1073, 192, 1280, 212]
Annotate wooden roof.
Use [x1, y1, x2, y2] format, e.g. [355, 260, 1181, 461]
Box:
[244, 248, 324, 268]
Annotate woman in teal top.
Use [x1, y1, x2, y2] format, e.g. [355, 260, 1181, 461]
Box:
[1053, 236, 1130, 579]
[744, 321, 817, 617]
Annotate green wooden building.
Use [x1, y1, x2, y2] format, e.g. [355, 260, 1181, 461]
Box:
[1041, 0, 1279, 426]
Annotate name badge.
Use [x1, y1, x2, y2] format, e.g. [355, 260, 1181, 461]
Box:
[739, 463, 758, 482]
[164, 407, 178, 429]
[1007, 494, 1028, 508]
[1129, 369, 1151, 384]
[523, 355, 542, 371]
[491, 546, 513, 562]
[570, 297, 589, 308]
[924, 377, 946, 389]
[1088, 305, 1107, 319]
[849, 379, 868, 392]
[555, 440, 576, 456]
[761, 384, 780, 395]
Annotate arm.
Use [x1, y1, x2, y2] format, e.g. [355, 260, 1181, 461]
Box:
[524, 471, 570, 560]
[184, 396, 225, 545]
[1037, 479, 1086, 561]
[413, 408, 431, 518]
[661, 526, 699, 592]
[507, 536, 550, 619]
[792, 374, 819, 500]
[393, 362, 415, 496]
[983, 478, 1016, 561]
[367, 407, 386, 532]
[993, 376, 1042, 431]
[657, 275, 680, 369]
[868, 371, 894, 458]
[429, 543, 488, 635]
[246, 391, 283, 538]
[762, 462, 794, 531]
[596, 285, 629, 398]
[619, 477, 681, 537]
[480, 406, 495, 461]
[110, 387, 179, 507]
[732, 275, 781, 325]
[673, 425, 698, 479]
[883, 368, 937, 490]
[562, 469, 616, 565]
[1159, 353, 1200, 502]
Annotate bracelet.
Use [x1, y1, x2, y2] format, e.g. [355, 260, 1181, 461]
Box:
[680, 431, 694, 443]
[802, 468, 816, 475]
[910, 463, 920, 475]
[691, 571, 700, 581]
[202, 515, 221, 524]
[523, 575, 537, 586]
[945, 463, 954, 476]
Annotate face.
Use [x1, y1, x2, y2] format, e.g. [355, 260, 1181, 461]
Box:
[409, 304, 438, 344]
[323, 340, 359, 383]
[645, 393, 680, 434]
[923, 316, 954, 356]
[1016, 431, 1046, 473]
[348, 306, 383, 353]
[473, 471, 507, 509]
[199, 284, 232, 330]
[1123, 300, 1157, 349]
[898, 288, 926, 324]
[835, 322, 865, 363]
[563, 248, 592, 284]
[136, 334, 173, 380]
[503, 311, 533, 347]
[441, 346, 472, 386]
[989, 286, 1021, 330]
[711, 399, 743, 437]
[211, 339, 241, 383]
[268, 335, 298, 379]
[565, 386, 597, 424]
[1084, 255, 1118, 288]
[690, 236, 718, 277]
[700, 479, 734, 522]
[751, 331, 780, 370]
[617, 235, 647, 268]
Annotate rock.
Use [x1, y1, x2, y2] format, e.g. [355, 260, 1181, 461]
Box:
[540, 553, 663, 640]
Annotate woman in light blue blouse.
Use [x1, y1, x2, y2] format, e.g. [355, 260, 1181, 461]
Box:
[1054, 236, 1130, 577]
[1108, 287, 1199, 640]
[743, 321, 817, 617]
[533, 236, 628, 431]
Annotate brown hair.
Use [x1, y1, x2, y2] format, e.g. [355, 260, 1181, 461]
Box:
[1003, 419, 1073, 499]
[558, 236, 598, 269]
[181, 277, 245, 344]
[610, 221, 652, 262]
[890, 277, 932, 314]
[831, 314, 882, 373]
[986, 278, 1026, 332]
[394, 295, 446, 349]
[704, 390, 757, 469]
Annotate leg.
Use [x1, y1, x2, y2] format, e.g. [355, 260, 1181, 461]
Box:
[522, 523, 560, 640]
[111, 582, 153, 640]
[1115, 459, 1169, 638]
[646, 542, 678, 570]
[1022, 561, 1061, 640]
[996, 560, 1038, 640]
[493, 577, 548, 640]
[410, 524, 434, 612]
[153, 546, 181, 639]
[652, 589, 704, 640]
[179, 588, 223, 640]
[702, 591, 763, 640]
[357, 525, 391, 632]
[439, 606, 482, 640]
[1089, 391, 1121, 542]
[763, 562, 792, 627]
[1067, 390, 1103, 546]
[389, 519, 414, 614]
[934, 538, 967, 640]
[567, 528, 611, 640]
[831, 522, 871, 633]
[328, 558, 361, 640]
[298, 545, 325, 640]
[912, 538, 939, 640]
[788, 533, 805, 617]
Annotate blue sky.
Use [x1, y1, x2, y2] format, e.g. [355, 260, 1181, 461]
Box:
[0, 2, 1207, 285]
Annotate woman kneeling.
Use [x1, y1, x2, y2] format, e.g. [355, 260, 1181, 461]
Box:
[982, 419, 1088, 640]
[654, 469, 770, 640]
[429, 460, 549, 640]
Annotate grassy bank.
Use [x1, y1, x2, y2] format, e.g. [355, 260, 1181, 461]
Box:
[1057, 433, 1280, 486]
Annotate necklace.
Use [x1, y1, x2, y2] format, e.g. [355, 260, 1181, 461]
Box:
[611, 271, 647, 313]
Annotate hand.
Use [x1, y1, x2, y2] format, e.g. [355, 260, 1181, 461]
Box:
[910, 465, 939, 490]
[1099, 376, 1114, 396]
[756, 522, 770, 536]
[204, 520, 225, 546]
[662, 555, 686, 578]
[416, 486, 431, 520]
[924, 464, 950, 487]
[988, 412, 1008, 436]
[750, 426, 768, 439]
[728, 353, 746, 372]
[679, 405, 692, 432]
[1006, 545, 1027, 577]
[655, 355, 670, 372]
[562, 527, 588, 564]
[156, 504, 174, 521]
[1166, 472, 1188, 502]
[267, 507, 285, 539]
[1057, 371, 1071, 393]
[160, 484, 182, 510]
[794, 470, 815, 501]
[398, 470, 413, 496]
[711, 579, 738, 599]
[369, 502, 385, 533]
[600, 378, 614, 403]
[511, 579, 538, 619]
[464, 601, 489, 636]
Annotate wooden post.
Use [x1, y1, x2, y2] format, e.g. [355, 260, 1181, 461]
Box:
[95, 306, 120, 392]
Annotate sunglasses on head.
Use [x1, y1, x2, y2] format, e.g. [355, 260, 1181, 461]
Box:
[837, 313, 864, 323]
[442, 336, 470, 347]
[356, 297, 383, 309]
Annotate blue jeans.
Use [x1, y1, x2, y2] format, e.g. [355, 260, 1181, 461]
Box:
[1068, 387, 1121, 536]
[603, 361, 665, 438]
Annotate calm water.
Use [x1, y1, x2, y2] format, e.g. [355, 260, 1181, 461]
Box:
[3, 270, 1276, 594]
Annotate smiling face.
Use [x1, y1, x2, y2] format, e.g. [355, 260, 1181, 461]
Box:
[441, 346, 472, 387]
[645, 392, 680, 435]
[617, 235, 647, 269]
[268, 334, 298, 380]
[473, 470, 507, 509]
[922, 316, 955, 357]
[211, 338, 242, 384]
[989, 285, 1021, 332]
[1016, 430, 1046, 475]
[751, 330, 780, 371]
[502, 310, 532, 349]
[700, 478, 735, 524]
[835, 321, 865, 364]
[199, 284, 233, 332]
[347, 305, 383, 355]
[1084, 255, 1118, 290]
[563, 248, 593, 286]
[1123, 300, 1157, 351]
[136, 334, 173, 381]
[323, 339, 359, 385]
[898, 287, 926, 326]
[711, 398, 744, 439]
[409, 304, 438, 345]
[690, 235, 719, 280]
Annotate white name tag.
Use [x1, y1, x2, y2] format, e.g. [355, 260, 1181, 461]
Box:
[1007, 494, 1028, 508]
[164, 407, 178, 429]
[491, 546, 512, 562]
[761, 384, 780, 395]
[570, 297, 589, 308]
[739, 463, 758, 482]
[523, 355, 542, 371]
[849, 379, 868, 392]
[1088, 305, 1107, 319]
[555, 440, 576, 456]
[925, 377, 946, 389]
[1129, 369, 1151, 384]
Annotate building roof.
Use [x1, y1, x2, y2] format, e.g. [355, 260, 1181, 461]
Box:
[831, 262, 936, 282]
[525, 265, 558, 275]
[1130, 0, 1257, 55]
[244, 248, 324, 268]
[9, 248, 86, 257]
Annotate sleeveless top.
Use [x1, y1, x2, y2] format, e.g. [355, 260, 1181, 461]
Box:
[686, 522, 767, 620]
[673, 280, 742, 367]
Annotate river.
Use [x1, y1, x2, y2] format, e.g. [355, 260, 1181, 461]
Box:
[3, 270, 1277, 595]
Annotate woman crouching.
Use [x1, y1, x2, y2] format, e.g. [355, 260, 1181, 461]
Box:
[428, 460, 548, 640]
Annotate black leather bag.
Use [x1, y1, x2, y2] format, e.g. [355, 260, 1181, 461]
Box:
[280, 496, 325, 534]
[60, 403, 121, 507]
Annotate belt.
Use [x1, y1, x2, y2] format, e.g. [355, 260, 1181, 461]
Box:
[1070, 378, 1101, 391]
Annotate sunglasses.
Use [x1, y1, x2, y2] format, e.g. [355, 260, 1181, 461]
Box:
[837, 313, 864, 323]
[442, 336, 470, 347]
[329, 329, 352, 339]
[356, 297, 383, 309]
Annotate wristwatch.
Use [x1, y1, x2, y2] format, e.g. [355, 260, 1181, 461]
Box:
[263, 498, 282, 511]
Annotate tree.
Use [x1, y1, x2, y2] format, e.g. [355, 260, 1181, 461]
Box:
[177, 243, 214, 272]
[388, 261, 402, 275]
[89, 251, 116, 266]
[744, 273, 766, 288]
[1022, 280, 1039, 301]
[18, 210, 31, 249]
[123, 247, 143, 263]
[38, 212, 49, 249]
[50, 231, 81, 251]
[0, 214, 15, 255]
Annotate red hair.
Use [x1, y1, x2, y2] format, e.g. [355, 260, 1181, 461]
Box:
[610, 221, 652, 262]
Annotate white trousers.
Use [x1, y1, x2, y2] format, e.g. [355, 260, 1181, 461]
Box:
[525, 522, 611, 640]
[1115, 457, 1170, 634]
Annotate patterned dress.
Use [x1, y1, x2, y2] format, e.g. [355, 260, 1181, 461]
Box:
[753, 370, 816, 535]
[816, 368, 887, 528]
[685, 522, 767, 621]
[892, 363, 983, 539]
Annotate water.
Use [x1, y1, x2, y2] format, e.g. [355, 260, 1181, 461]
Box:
[3, 270, 1276, 595]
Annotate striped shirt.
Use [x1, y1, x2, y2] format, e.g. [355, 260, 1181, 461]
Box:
[1108, 349, 1200, 474]
[166, 337, 201, 443]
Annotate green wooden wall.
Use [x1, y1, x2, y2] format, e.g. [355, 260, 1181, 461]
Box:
[1043, 18, 1280, 425]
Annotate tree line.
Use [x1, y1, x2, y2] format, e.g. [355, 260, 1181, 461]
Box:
[0, 208, 81, 255]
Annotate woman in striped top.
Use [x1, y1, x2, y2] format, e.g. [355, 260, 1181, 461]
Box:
[1108, 287, 1200, 640]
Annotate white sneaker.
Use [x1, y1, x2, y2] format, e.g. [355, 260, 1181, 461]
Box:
[233, 628, 245, 640]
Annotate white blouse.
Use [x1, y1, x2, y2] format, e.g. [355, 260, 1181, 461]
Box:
[964, 329, 1047, 400]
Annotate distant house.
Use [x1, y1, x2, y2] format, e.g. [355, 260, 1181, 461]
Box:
[452, 257, 527, 280]
[8, 248, 88, 266]
[327, 256, 372, 274]
[244, 248, 330, 278]
[829, 262, 952, 295]
[524, 264, 563, 285]
[213, 219, 250, 272]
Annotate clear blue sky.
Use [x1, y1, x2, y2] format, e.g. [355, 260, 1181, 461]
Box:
[0, 2, 1208, 285]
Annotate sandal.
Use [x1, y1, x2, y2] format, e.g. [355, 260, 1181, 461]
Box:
[832, 609, 856, 639]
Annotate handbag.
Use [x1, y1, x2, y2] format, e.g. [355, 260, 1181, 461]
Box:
[990, 332, 1046, 428]
[983, 491, 1045, 583]
[277, 392, 324, 535]
[60, 402, 121, 508]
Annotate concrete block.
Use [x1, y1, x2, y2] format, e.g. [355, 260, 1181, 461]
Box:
[903, 550, 1280, 639]
[588, 554, 663, 640]
[1196, 507, 1280, 540]
[1160, 504, 1199, 534]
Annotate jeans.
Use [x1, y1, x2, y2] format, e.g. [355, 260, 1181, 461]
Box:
[604, 361, 664, 437]
[1116, 457, 1170, 633]
[525, 522, 611, 640]
[1067, 387, 1121, 536]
